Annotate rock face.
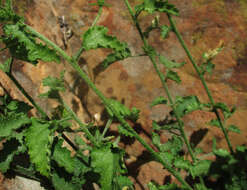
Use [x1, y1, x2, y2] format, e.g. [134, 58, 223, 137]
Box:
[1, 0, 247, 189]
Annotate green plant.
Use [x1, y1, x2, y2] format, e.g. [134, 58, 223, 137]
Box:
[0, 0, 246, 189]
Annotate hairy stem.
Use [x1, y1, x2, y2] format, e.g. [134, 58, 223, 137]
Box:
[25, 9, 192, 190]
[123, 0, 195, 188]
[167, 14, 234, 154]
[6, 59, 47, 118]
[91, 6, 103, 27]
[8, 73, 47, 119]
[123, 0, 196, 162]
[74, 5, 103, 61]
[101, 118, 113, 139]
[6, 59, 79, 152]
[61, 98, 98, 146]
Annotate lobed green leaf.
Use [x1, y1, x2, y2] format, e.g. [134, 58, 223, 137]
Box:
[189, 160, 211, 178]
[82, 26, 131, 68]
[102, 48, 131, 68]
[52, 173, 81, 190]
[165, 70, 181, 83]
[39, 71, 65, 99]
[135, 0, 179, 16]
[207, 119, 220, 128]
[25, 118, 53, 177]
[106, 98, 140, 122]
[150, 96, 167, 107]
[199, 61, 215, 76]
[152, 133, 183, 155]
[2, 24, 60, 65]
[160, 25, 170, 39]
[0, 0, 22, 23]
[0, 138, 25, 173]
[159, 152, 174, 165]
[152, 120, 180, 131]
[214, 148, 230, 158]
[6, 99, 32, 113]
[118, 125, 135, 137]
[175, 96, 203, 117]
[236, 145, 247, 153]
[52, 139, 75, 173]
[52, 138, 90, 176]
[228, 125, 241, 134]
[159, 55, 186, 69]
[0, 112, 30, 137]
[213, 102, 235, 119]
[91, 145, 124, 190]
[174, 157, 191, 170]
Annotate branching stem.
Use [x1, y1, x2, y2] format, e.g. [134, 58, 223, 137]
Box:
[124, 0, 196, 163]
[74, 6, 103, 61]
[25, 4, 192, 190]
[167, 14, 234, 154]
[5, 58, 79, 152]
[123, 0, 195, 189]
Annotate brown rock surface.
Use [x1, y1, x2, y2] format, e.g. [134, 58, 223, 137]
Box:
[1, 0, 247, 189]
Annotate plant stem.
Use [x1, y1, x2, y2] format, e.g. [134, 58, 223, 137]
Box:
[101, 118, 113, 139]
[8, 73, 47, 117]
[123, 1, 195, 188]
[7, 59, 47, 119]
[167, 14, 234, 154]
[61, 98, 98, 146]
[25, 11, 192, 190]
[149, 53, 196, 162]
[7, 64, 80, 152]
[69, 51, 192, 188]
[74, 46, 84, 62]
[73, 5, 103, 61]
[25, 25, 72, 63]
[91, 6, 103, 27]
[25, 23, 100, 145]
[123, 0, 196, 162]
[6, 59, 79, 152]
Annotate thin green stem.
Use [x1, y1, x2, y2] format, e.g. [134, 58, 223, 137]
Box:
[25, 14, 192, 190]
[167, 14, 234, 154]
[73, 5, 103, 61]
[91, 6, 103, 27]
[149, 54, 196, 162]
[14, 166, 40, 182]
[74, 46, 84, 62]
[60, 98, 98, 146]
[124, 0, 196, 162]
[26, 24, 99, 146]
[70, 49, 192, 190]
[123, 1, 194, 189]
[123, 0, 146, 42]
[101, 118, 113, 139]
[6, 59, 79, 151]
[9, 73, 47, 118]
[7, 59, 47, 119]
[25, 25, 72, 63]
[24, 10, 192, 189]
[67, 55, 185, 186]
[56, 116, 72, 124]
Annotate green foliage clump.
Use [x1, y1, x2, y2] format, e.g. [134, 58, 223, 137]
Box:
[0, 0, 246, 190]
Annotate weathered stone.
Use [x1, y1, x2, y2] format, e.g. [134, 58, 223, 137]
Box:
[1, 0, 247, 189]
